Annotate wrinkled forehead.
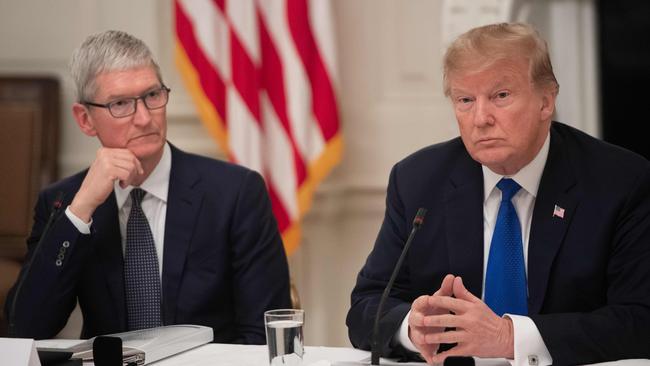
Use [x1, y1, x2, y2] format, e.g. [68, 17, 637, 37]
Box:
[447, 57, 532, 92]
[91, 66, 162, 99]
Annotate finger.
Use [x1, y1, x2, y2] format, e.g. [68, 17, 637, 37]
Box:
[424, 330, 465, 345]
[430, 344, 469, 364]
[409, 326, 428, 346]
[411, 295, 432, 313]
[434, 274, 455, 297]
[452, 277, 480, 303]
[423, 313, 465, 328]
[111, 152, 144, 174]
[111, 159, 139, 175]
[409, 309, 426, 327]
[101, 148, 144, 175]
[427, 295, 470, 314]
[109, 163, 142, 188]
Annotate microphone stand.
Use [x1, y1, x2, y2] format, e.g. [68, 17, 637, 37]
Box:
[371, 208, 427, 365]
[8, 191, 65, 337]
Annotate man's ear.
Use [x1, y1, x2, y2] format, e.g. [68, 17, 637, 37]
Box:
[72, 103, 98, 137]
[540, 89, 557, 121]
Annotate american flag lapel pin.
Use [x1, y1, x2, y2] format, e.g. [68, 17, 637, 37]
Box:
[553, 204, 565, 219]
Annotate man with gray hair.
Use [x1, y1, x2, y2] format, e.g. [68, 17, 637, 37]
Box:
[347, 23, 650, 365]
[6, 30, 291, 343]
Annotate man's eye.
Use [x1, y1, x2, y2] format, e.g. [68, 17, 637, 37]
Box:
[496, 91, 510, 99]
[112, 99, 130, 107]
[458, 97, 472, 104]
[147, 90, 162, 98]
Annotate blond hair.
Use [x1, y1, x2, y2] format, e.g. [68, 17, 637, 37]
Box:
[443, 22, 559, 96]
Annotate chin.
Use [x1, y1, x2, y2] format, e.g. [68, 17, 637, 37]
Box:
[471, 149, 510, 168]
[130, 141, 165, 161]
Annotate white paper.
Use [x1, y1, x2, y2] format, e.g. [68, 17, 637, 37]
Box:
[0, 338, 41, 366]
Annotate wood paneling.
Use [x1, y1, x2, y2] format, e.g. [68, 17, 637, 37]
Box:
[0, 77, 59, 335]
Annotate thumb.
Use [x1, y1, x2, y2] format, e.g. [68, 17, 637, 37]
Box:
[453, 277, 479, 302]
[437, 274, 455, 296]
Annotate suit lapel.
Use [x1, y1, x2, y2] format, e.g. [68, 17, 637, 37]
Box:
[527, 127, 579, 314]
[161, 146, 203, 324]
[443, 154, 485, 298]
[93, 193, 127, 329]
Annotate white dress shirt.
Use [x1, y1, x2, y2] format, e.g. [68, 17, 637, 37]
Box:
[396, 134, 553, 366]
[65, 143, 171, 277]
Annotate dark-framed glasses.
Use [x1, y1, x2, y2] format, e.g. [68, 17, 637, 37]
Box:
[83, 86, 171, 118]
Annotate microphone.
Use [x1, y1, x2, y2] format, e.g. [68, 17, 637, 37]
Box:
[8, 191, 65, 337]
[371, 208, 427, 365]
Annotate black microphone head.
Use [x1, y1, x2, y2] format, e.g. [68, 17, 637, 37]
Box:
[93, 336, 123, 366]
[53, 191, 65, 210]
[412, 208, 427, 228]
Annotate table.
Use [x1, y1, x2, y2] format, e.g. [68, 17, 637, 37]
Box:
[151, 344, 650, 366]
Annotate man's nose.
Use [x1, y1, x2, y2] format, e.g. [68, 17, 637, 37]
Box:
[132, 98, 152, 126]
[473, 98, 495, 127]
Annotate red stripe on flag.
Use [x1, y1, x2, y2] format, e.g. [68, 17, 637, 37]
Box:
[212, 0, 225, 13]
[176, 1, 227, 120]
[257, 10, 307, 185]
[230, 29, 261, 121]
[286, 0, 340, 140]
[267, 183, 291, 232]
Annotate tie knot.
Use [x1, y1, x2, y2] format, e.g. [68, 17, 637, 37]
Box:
[497, 178, 521, 201]
[130, 188, 146, 207]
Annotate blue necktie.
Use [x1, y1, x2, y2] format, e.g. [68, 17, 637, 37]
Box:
[485, 178, 528, 316]
[124, 188, 163, 330]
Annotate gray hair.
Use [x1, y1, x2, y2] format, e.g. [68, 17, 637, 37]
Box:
[70, 30, 163, 102]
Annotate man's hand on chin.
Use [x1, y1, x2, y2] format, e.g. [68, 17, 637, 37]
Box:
[70, 147, 143, 222]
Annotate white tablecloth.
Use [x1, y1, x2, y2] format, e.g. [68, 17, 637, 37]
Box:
[150, 343, 650, 366]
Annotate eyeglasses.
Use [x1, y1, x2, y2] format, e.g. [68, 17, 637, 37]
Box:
[83, 86, 171, 118]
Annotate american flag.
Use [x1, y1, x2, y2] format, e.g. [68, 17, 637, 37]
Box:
[553, 204, 565, 219]
[174, 0, 342, 255]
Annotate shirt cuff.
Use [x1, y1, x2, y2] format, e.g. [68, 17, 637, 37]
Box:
[506, 314, 553, 366]
[65, 205, 92, 234]
[394, 309, 420, 353]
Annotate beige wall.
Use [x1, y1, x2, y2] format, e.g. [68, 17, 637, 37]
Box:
[0, 0, 597, 346]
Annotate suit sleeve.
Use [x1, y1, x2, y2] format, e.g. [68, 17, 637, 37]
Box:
[4, 189, 94, 339]
[346, 164, 421, 360]
[228, 170, 292, 344]
[531, 165, 650, 365]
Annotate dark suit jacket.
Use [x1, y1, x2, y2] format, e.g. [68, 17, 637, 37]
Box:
[6, 144, 291, 344]
[346, 122, 650, 365]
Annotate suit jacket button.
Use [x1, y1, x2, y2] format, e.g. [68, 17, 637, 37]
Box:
[62, 241, 70, 248]
[55, 259, 63, 266]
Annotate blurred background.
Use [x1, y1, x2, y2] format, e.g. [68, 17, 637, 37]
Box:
[0, 0, 648, 347]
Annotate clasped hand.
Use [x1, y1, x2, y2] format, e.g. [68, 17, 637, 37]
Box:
[408, 275, 514, 364]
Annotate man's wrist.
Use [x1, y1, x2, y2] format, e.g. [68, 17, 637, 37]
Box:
[69, 196, 96, 223]
[501, 316, 515, 359]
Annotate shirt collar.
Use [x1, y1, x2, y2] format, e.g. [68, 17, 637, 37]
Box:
[482, 132, 550, 201]
[114, 142, 171, 209]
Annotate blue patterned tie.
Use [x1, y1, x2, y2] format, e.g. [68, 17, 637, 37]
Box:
[485, 178, 528, 316]
[124, 188, 162, 330]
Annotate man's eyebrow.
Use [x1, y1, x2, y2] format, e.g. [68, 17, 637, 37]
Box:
[104, 85, 162, 101]
[450, 77, 515, 96]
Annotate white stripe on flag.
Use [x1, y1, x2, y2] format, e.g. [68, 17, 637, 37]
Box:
[227, 88, 264, 173]
[261, 91, 299, 220]
[227, 0, 260, 63]
[179, 0, 231, 81]
[257, 0, 322, 162]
